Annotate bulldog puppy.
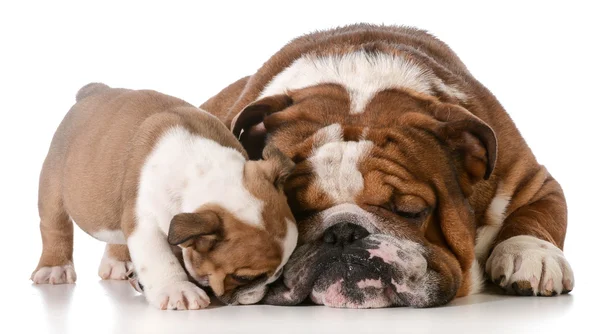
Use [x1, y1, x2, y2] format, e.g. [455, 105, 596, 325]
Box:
[31, 83, 298, 310]
[200, 24, 574, 308]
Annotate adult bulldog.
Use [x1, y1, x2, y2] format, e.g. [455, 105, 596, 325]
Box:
[200, 24, 573, 308]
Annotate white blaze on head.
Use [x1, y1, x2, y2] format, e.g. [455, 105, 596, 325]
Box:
[308, 124, 374, 204]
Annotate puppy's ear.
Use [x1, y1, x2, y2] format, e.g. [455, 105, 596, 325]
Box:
[261, 144, 296, 189]
[231, 94, 293, 160]
[167, 211, 222, 252]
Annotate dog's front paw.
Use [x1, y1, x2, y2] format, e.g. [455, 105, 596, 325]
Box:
[486, 235, 574, 296]
[146, 281, 210, 310]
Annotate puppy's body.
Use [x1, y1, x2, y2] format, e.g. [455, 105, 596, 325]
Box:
[33, 84, 297, 309]
[42, 84, 245, 241]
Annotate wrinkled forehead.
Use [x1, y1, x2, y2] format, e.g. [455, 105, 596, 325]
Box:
[266, 84, 439, 156]
[283, 120, 438, 203]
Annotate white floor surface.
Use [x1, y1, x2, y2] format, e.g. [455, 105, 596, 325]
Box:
[3, 237, 596, 334]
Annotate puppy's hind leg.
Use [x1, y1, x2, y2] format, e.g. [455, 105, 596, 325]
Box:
[31, 167, 76, 284]
[98, 244, 133, 280]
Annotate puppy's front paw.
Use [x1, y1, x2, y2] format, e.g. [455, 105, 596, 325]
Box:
[486, 235, 574, 296]
[31, 263, 77, 284]
[147, 281, 210, 310]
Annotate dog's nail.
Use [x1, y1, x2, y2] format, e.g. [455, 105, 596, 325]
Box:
[545, 278, 554, 292]
[160, 298, 168, 310]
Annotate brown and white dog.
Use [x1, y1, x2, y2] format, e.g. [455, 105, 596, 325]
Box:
[200, 24, 574, 308]
[31, 83, 298, 309]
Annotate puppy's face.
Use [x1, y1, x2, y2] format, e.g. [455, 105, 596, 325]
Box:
[167, 146, 298, 305]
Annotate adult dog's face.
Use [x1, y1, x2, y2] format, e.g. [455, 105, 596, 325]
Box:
[232, 85, 497, 308]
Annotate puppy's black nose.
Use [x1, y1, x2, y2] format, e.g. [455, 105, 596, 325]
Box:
[322, 223, 370, 246]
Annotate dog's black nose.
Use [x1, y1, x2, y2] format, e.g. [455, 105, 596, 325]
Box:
[322, 223, 370, 246]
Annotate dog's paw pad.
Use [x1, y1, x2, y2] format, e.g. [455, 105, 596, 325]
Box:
[31, 264, 77, 284]
[486, 235, 574, 296]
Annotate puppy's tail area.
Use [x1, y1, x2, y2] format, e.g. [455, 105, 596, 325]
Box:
[75, 82, 110, 102]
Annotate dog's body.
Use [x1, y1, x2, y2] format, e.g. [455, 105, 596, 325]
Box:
[201, 24, 574, 308]
[32, 83, 298, 309]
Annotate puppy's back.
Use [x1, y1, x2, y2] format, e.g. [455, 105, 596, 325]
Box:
[41, 83, 242, 233]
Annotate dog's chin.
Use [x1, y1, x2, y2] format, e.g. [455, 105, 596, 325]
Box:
[263, 234, 446, 308]
[308, 262, 397, 308]
[263, 252, 401, 308]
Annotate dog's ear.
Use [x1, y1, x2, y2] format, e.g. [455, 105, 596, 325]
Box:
[231, 94, 293, 160]
[167, 211, 222, 252]
[423, 103, 497, 297]
[260, 144, 296, 189]
[437, 117, 497, 181]
[431, 103, 497, 189]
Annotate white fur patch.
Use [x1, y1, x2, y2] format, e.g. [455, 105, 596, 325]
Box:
[475, 188, 511, 262]
[468, 259, 484, 295]
[258, 51, 466, 114]
[486, 235, 574, 295]
[91, 229, 127, 244]
[312, 123, 344, 149]
[138, 126, 264, 232]
[309, 139, 374, 204]
[273, 218, 298, 281]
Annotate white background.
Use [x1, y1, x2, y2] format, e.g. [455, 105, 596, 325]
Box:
[1, 1, 598, 333]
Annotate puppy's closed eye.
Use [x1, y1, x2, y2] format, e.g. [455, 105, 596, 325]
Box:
[231, 273, 267, 284]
